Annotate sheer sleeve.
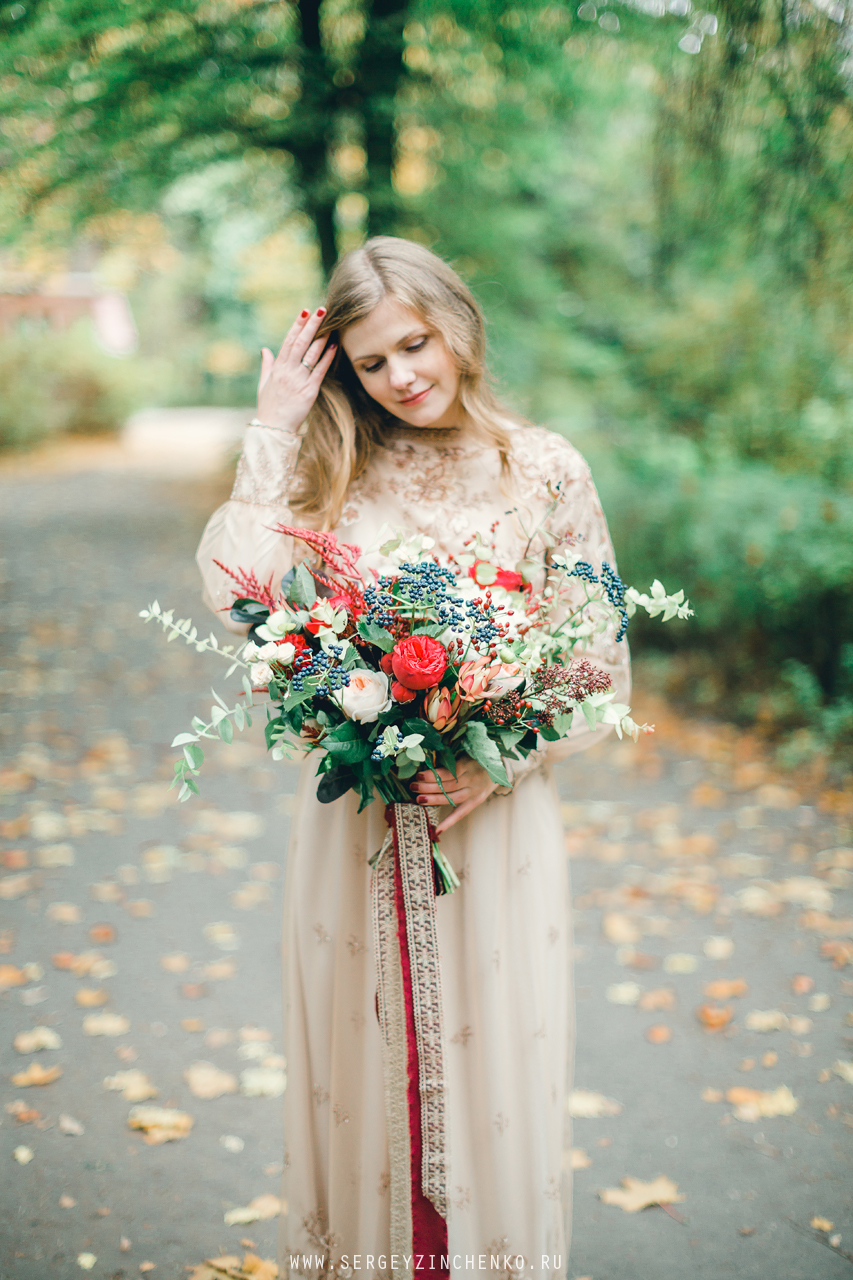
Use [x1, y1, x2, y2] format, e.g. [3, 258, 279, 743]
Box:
[504, 444, 632, 781]
[195, 423, 305, 634]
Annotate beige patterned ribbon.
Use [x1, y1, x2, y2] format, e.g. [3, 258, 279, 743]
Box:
[372, 802, 448, 1270]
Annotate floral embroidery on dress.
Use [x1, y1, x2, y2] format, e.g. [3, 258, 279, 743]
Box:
[451, 1024, 474, 1046]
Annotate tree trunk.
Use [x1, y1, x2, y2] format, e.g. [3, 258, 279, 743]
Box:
[291, 0, 340, 277]
[356, 0, 409, 238]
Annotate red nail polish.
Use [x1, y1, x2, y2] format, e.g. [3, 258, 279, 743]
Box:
[317, 307, 326, 316]
[300, 309, 309, 318]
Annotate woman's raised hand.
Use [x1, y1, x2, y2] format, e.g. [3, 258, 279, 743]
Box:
[256, 307, 337, 435]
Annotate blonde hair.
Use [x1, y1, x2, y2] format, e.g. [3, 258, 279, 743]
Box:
[293, 236, 527, 529]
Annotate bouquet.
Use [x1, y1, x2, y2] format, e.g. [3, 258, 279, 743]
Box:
[141, 519, 691, 890]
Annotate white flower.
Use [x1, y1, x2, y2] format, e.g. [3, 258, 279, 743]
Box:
[256, 641, 296, 663]
[332, 670, 392, 723]
[249, 661, 274, 687]
[256, 609, 301, 641]
[309, 599, 348, 635]
[242, 641, 260, 661]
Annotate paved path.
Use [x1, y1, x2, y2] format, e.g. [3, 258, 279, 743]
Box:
[1, 464, 851, 1280]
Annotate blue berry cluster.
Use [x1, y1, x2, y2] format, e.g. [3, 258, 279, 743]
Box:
[290, 646, 351, 693]
[464, 597, 501, 648]
[395, 560, 457, 608]
[567, 560, 629, 641]
[363, 583, 396, 627]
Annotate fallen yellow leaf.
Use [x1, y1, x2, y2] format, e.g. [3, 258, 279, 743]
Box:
[600, 1174, 686, 1213]
[811, 1216, 834, 1231]
[127, 1105, 193, 1144]
[10, 1062, 63, 1087]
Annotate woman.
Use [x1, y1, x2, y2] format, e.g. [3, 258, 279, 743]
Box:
[196, 237, 629, 1279]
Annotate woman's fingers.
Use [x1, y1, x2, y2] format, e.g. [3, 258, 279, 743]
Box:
[435, 793, 480, 833]
[309, 340, 337, 384]
[292, 307, 328, 361]
[277, 308, 312, 358]
[301, 334, 331, 371]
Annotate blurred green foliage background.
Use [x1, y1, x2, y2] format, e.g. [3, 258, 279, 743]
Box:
[1, 0, 852, 760]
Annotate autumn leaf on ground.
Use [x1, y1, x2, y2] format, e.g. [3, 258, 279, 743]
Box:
[59, 1114, 85, 1136]
[820, 941, 853, 967]
[791, 974, 815, 994]
[46, 902, 82, 923]
[127, 1104, 193, 1144]
[160, 952, 190, 974]
[811, 1216, 834, 1231]
[184, 1061, 238, 1099]
[103, 1070, 158, 1101]
[833, 1060, 853, 1084]
[570, 1148, 592, 1169]
[799, 911, 853, 937]
[239, 1066, 286, 1097]
[725, 1085, 799, 1120]
[703, 978, 748, 1000]
[11, 1062, 63, 1086]
[75, 987, 109, 1007]
[602, 912, 641, 945]
[646, 1024, 672, 1043]
[223, 1194, 283, 1226]
[606, 981, 642, 1005]
[13, 1144, 34, 1164]
[0, 965, 28, 991]
[599, 1174, 686, 1213]
[83, 1011, 130, 1036]
[695, 1003, 733, 1031]
[638, 987, 676, 1012]
[567, 1089, 623, 1118]
[701, 1087, 724, 1102]
[704, 936, 735, 959]
[13, 1027, 62, 1053]
[744, 1010, 788, 1032]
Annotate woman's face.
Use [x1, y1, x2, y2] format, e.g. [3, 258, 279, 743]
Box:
[340, 296, 462, 430]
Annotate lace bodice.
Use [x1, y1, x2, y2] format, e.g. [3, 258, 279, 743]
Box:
[196, 419, 631, 760]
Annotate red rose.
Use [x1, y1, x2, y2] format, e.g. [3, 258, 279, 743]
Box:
[390, 635, 448, 690]
[391, 681, 416, 703]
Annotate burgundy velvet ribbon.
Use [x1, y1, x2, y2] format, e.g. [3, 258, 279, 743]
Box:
[391, 811, 448, 1271]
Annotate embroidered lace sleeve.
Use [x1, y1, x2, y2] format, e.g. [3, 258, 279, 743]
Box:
[545, 450, 631, 761]
[195, 424, 304, 632]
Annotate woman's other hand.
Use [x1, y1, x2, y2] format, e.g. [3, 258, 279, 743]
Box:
[410, 755, 498, 833]
[256, 307, 337, 435]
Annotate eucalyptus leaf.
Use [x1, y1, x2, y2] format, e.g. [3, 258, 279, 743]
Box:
[462, 721, 509, 787]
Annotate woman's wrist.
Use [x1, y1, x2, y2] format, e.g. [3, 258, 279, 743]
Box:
[247, 416, 304, 437]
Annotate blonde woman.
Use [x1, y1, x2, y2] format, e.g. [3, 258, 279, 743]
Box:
[196, 237, 629, 1279]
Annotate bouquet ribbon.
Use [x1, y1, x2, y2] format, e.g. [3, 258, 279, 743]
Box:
[372, 802, 448, 1274]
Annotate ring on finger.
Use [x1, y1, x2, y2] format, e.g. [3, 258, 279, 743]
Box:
[301, 358, 315, 371]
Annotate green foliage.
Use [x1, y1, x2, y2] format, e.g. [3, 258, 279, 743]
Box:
[0, 321, 141, 449]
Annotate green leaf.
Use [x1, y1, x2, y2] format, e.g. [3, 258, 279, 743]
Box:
[283, 687, 314, 712]
[395, 756, 420, 779]
[234, 704, 245, 731]
[290, 562, 316, 606]
[324, 737, 372, 763]
[412, 622, 446, 638]
[183, 743, 204, 770]
[582, 700, 598, 731]
[357, 619, 396, 651]
[401, 717, 444, 751]
[171, 732, 198, 747]
[218, 717, 234, 744]
[462, 721, 509, 787]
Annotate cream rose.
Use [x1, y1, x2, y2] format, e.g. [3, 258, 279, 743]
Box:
[332, 670, 392, 723]
[249, 661, 274, 687]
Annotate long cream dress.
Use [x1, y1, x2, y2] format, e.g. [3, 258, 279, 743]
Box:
[196, 420, 630, 1280]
